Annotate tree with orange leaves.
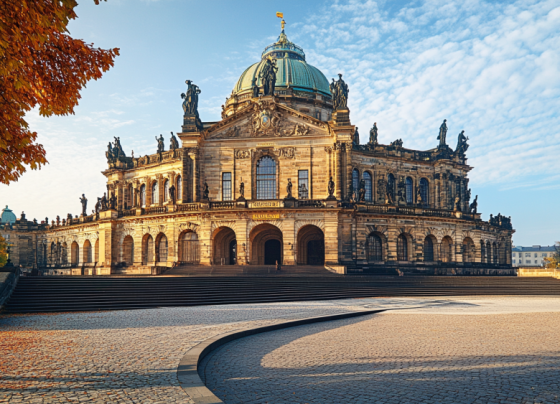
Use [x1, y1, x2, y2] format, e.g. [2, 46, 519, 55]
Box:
[0, 235, 7, 267]
[0, 0, 119, 184]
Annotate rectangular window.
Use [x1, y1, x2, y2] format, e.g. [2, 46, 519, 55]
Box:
[222, 172, 232, 201]
[525, 253, 531, 257]
[513, 259, 516, 263]
[534, 253, 537, 257]
[298, 170, 309, 199]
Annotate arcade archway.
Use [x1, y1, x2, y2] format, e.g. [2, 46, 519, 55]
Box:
[297, 225, 324, 265]
[250, 223, 283, 265]
[213, 227, 237, 265]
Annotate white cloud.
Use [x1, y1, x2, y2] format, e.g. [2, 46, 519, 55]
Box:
[300, 0, 560, 189]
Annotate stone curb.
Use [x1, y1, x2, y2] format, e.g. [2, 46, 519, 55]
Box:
[177, 308, 385, 404]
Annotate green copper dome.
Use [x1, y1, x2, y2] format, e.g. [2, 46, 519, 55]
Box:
[1, 205, 16, 224]
[233, 31, 331, 97]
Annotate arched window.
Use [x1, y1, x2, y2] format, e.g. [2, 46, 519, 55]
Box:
[142, 235, 153, 265]
[492, 242, 498, 264]
[480, 241, 486, 263]
[420, 178, 429, 205]
[366, 233, 382, 261]
[163, 179, 169, 202]
[71, 242, 79, 266]
[179, 231, 199, 263]
[256, 156, 276, 200]
[441, 236, 453, 263]
[352, 169, 359, 194]
[83, 240, 92, 263]
[123, 236, 134, 265]
[406, 177, 413, 204]
[424, 236, 434, 261]
[387, 174, 395, 200]
[152, 181, 159, 204]
[61, 242, 68, 265]
[363, 172, 372, 201]
[94, 239, 99, 262]
[397, 234, 408, 261]
[176, 175, 182, 201]
[156, 234, 168, 263]
[486, 241, 492, 263]
[463, 238, 475, 263]
[140, 184, 146, 207]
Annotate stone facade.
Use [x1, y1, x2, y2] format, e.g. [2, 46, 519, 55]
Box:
[1, 27, 514, 276]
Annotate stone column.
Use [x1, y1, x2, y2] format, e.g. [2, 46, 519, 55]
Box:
[282, 218, 296, 266]
[324, 212, 340, 265]
[335, 144, 342, 200]
[191, 150, 198, 202]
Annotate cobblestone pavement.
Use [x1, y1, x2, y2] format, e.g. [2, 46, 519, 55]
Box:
[202, 299, 560, 404]
[0, 302, 364, 404]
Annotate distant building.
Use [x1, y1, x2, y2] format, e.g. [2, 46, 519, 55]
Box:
[512, 245, 556, 267]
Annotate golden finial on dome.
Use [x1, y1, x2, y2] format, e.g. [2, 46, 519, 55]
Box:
[276, 12, 285, 30]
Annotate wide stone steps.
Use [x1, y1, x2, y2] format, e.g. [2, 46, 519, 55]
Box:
[5, 276, 560, 313]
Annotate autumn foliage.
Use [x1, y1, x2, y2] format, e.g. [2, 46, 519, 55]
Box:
[0, 235, 7, 267]
[0, 0, 119, 184]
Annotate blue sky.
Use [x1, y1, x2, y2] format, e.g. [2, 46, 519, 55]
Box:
[1, 0, 559, 246]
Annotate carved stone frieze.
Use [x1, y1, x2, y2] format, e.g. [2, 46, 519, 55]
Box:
[273, 147, 295, 159]
[234, 149, 251, 159]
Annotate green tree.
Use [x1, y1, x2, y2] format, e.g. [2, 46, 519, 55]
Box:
[1, 0, 119, 184]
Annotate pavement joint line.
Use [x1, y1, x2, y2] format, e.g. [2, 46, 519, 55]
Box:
[176, 308, 386, 404]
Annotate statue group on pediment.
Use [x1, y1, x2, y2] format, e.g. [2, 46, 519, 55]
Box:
[489, 213, 512, 229]
[437, 119, 470, 157]
[259, 57, 278, 96]
[283, 123, 310, 137]
[330, 73, 349, 111]
[106, 136, 127, 165]
[181, 80, 201, 118]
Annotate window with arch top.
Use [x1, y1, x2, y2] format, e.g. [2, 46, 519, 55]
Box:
[151, 181, 159, 204]
[405, 177, 413, 204]
[140, 184, 146, 207]
[163, 179, 169, 202]
[176, 175, 182, 200]
[256, 156, 276, 200]
[420, 178, 429, 205]
[363, 172, 372, 201]
[352, 169, 359, 193]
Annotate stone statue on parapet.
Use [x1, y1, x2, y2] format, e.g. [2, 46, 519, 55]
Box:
[202, 181, 209, 200]
[353, 127, 360, 146]
[469, 195, 478, 214]
[416, 187, 423, 205]
[455, 130, 469, 156]
[169, 132, 179, 150]
[100, 193, 108, 211]
[453, 195, 461, 211]
[79, 194, 87, 216]
[327, 176, 335, 199]
[358, 179, 366, 202]
[109, 192, 117, 210]
[181, 80, 201, 118]
[113, 137, 125, 158]
[330, 73, 349, 111]
[286, 178, 293, 199]
[169, 184, 176, 205]
[437, 119, 448, 148]
[259, 57, 278, 96]
[369, 123, 378, 146]
[155, 134, 165, 153]
[240, 179, 245, 198]
[251, 77, 260, 98]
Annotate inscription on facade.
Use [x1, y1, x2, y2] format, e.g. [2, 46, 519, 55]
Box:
[252, 213, 280, 220]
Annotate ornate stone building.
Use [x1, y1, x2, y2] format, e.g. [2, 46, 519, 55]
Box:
[5, 25, 514, 275]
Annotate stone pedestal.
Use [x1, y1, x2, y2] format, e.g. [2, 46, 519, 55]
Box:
[182, 114, 202, 133]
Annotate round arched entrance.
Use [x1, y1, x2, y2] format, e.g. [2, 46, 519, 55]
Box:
[213, 227, 237, 265]
[250, 223, 283, 265]
[297, 225, 324, 265]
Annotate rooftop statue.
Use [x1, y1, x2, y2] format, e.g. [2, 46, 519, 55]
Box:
[181, 80, 201, 118]
[437, 119, 448, 148]
[251, 77, 259, 98]
[113, 137, 125, 158]
[455, 130, 469, 156]
[353, 127, 360, 146]
[259, 57, 278, 96]
[330, 73, 349, 111]
[169, 132, 179, 150]
[369, 122, 378, 146]
[155, 134, 165, 153]
[469, 195, 478, 214]
[79, 194, 87, 216]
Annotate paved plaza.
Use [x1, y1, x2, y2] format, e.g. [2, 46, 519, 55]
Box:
[1, 297, 560, 403]
[203, 298, 560, 404]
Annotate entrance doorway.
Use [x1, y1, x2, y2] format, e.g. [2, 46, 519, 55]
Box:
[297, 225, 325, 265]
[249, 223, 283, 265]
[213, 227, 236, 265]
[264, 239, 281, 264]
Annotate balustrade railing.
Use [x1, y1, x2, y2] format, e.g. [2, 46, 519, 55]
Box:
[145, 206, 167, 215]
[297, 199, 326, 208]
[177, 203, 200, 212]
[209, 201, 236, 210]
